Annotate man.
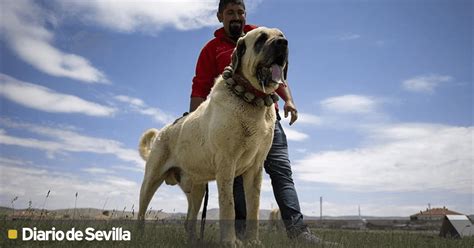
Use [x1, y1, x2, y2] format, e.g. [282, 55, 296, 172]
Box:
[190, 0, 323, 244]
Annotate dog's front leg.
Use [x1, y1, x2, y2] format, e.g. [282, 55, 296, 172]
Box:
[216, 170, 241, 247]
[242, 164, 263, 245]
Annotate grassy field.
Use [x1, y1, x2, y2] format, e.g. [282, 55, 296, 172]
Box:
[1, 219, 473, 248]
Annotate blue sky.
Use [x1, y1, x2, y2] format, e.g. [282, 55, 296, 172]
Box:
[0, 0, 472, 217]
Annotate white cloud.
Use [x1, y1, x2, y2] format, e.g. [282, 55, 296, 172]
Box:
[278, 112, 321, 141]
[282, 125, 309, 141]
[297, 113, 323, 126]
[300, 200, 429, 217]
[261, 178, 273, 193]
[339, 33, 361, 41]
[402, 74, 453, 94]
[82, 167, 111, 174]
[0, 119, 143, 167]
[293, 123, 472, 194]
[0, 160, 139, 210]
[0, 74, 116, 116]
[0, 0, 264, 83]
[0, 0, 107, 83]
[320, 95, 377, 114]
[114, 95, 145, 107]
[114, 95, 176, 124]
[55, 0, 220, 33]
[295, 148, 308, 154]
[112, 165, 145, 174]
[0, 157, 32, 166]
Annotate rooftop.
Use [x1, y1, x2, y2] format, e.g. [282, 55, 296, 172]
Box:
[412, 207, 463, 217]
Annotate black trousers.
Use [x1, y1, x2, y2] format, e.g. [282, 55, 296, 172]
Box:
[233, 113, 306, 238]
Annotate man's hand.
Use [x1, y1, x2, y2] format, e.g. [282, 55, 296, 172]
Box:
[284, 100, 298, 125]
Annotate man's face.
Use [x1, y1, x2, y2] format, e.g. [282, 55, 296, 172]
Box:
[217, 3, 246, 39]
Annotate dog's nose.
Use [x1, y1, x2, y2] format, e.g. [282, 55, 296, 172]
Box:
[274, 37, 288, 48]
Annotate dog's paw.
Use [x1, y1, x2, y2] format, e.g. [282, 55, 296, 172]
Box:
[244, 239, 263, 247]
[222, 239, 243, 248]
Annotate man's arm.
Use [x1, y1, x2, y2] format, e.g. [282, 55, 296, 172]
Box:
[189, 97, 206, 112]
[276, 85, 298, 125]
[190, 43, 217, 112]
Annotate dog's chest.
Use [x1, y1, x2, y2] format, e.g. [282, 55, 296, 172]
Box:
[229, 116, 274, 157]
[237, 119, 266, 138]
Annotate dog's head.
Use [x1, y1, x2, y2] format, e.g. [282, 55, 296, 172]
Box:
[231, 27, 288, 93]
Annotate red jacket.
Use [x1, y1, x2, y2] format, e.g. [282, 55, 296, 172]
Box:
[191, 25, 287, 106]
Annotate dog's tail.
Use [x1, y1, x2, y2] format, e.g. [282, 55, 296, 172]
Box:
[139, 128, 159, 161]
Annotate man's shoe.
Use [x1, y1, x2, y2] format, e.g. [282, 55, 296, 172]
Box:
[296, 231, 342, 247]
[296, 231, 323, 243]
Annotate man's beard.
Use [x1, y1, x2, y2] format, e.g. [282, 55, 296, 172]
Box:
[229, 21, 243, 39]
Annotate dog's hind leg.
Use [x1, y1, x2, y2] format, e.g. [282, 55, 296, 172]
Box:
[138, 175, 164, 221]
[242, 164, 263, 244]
[137, 147, 169, 221]
[138, 174, 164, 221]
[184, 183, 206, 242]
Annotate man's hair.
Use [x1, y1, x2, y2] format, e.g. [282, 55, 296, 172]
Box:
[218, 0, 245, 13]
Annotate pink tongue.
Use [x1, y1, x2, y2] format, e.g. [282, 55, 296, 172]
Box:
[271, 64, 283, 84]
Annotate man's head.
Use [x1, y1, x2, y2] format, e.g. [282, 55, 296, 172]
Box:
[217, 0, 246, 40]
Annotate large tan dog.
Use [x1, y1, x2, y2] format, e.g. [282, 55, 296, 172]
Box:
[137, 27, 288, 247]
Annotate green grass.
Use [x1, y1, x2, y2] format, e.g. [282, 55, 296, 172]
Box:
[1, 219, 472, 248]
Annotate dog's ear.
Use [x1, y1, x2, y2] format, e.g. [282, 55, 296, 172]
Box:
[231, 39, 246, 72]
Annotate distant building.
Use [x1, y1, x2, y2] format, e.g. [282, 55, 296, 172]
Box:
[439, 215, 474, 238]
[410, 207, 463, 221]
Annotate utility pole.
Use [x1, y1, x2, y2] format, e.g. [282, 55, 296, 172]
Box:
[320, 196, 323, 221]
[428, 203, 431, 220]
[358, 205, 361, 219]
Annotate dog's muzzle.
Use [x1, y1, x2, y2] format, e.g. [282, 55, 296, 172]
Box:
[256, 37, 288, 87]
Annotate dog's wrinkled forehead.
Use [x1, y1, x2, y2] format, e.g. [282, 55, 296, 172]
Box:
[243, 27, 284, 53]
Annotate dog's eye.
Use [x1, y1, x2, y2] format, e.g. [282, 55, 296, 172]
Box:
[254, 33, 268, 54]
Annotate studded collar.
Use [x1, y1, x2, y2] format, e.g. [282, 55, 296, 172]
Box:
[222, 66, 278, 107]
